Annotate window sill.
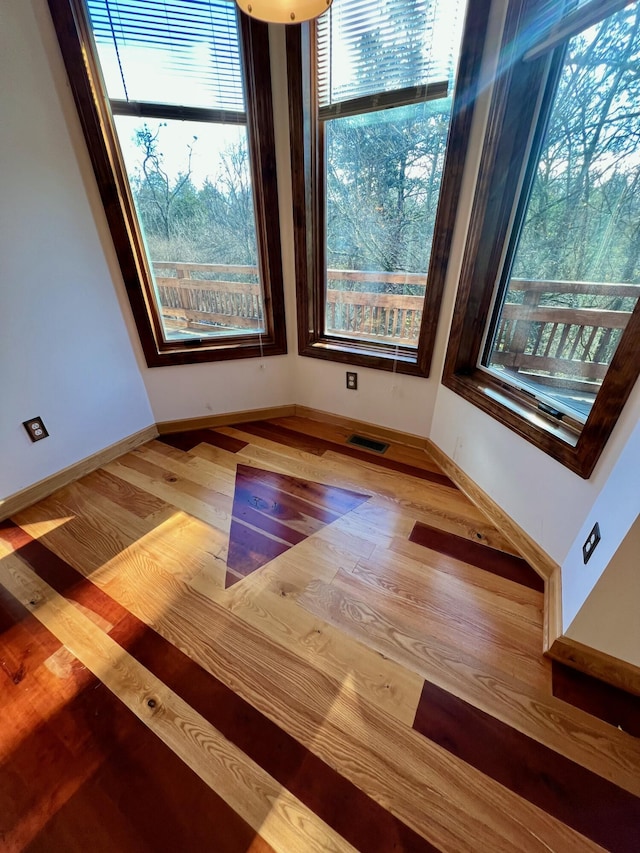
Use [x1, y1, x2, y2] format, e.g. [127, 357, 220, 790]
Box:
[144, 336, 287, 367]
[441, 369, 598, 477]
[299, 337, 428, 377]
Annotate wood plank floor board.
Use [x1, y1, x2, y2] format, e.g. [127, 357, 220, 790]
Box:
[3, 417, 640, 850]
[409, 522, 545, 591]
[225, 582, 424, 726]
[134, 440, 237, 495]
[109, 450, 234, 523]
[158, 427, 248, 454]
[187, 441, 245, 472]
[344, 557, 545, 659]
[15, 482, 223, 590]
[264, 417, 457, 488]
[387, 537, 544, 623]
[0, 527, 433, 853]
[3, 525, 609, 851]
[0, 566, 276, 853]
[413, 680, 640, 851]
[79, 468, 171, 519]
[298, 574, 550, 695]
[552, 662, 640, 738]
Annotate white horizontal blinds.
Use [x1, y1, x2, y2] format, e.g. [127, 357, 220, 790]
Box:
[317, 0, 463, 117]
[85, 0, 245, 111]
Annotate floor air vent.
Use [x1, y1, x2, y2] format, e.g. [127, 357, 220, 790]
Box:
[347, 434, 389, 454]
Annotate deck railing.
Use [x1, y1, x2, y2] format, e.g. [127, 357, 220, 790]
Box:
[492, 279, 638, 392]
[154, 262, 264, 333]
[153, 262, 638, 389]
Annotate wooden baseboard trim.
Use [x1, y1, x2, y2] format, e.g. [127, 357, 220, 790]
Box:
[0, 425, 158, 521]
[294, 406, 429, 450]
[424, 439, 559, 583]
[156, 405, 296, 435]
[549, 636, 640, 698]
[544, 566, 563, 652]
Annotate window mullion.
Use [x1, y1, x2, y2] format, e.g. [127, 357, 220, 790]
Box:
[110, 99, 247, 124]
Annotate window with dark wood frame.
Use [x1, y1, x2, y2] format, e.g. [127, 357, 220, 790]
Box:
[48, 0, 286, 367]
[286, 1, 491, 377]
[442, 0, 640, 479]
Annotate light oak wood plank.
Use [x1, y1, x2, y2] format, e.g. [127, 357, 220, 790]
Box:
[225, 583, 423, 726]
[344, 556, 544, 657]
[388, 536, 544, 623]
[301, 572, 551, 693]
[103, 457, 232, 534]
[14, 488, 226, 603]
[139, 440, 237, 495]
[187, 442, 240, 472]
[364, 544, 544, 629]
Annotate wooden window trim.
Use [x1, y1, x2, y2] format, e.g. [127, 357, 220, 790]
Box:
[47, 0, 287, 367]
[286, 2, 491, 377]
[441, 0, 640, 478]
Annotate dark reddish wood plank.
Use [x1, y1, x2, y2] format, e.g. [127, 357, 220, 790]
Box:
[0, 574, 275, 853]
[552, 661, 640, 738]
[226, 523, 291, 584]
[159, 428, 248, 453]
[245, 465, 370, 515]
[240, 421, 457, 488]
[408, 522, 544, 591]
[1, 522, 438, 853]
[232, 501, 308, 546]
[237, 420, 328, 455]
[413, 680, 640, 852]
[225, 465, 370, 586]
[23, 696, 276, 853]
[233, 476, 341, 525]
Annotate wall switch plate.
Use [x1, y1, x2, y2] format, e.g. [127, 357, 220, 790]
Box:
[582, 522, 601, 564]
[23, 417, 49, 442]
[346, 371, 358, 390]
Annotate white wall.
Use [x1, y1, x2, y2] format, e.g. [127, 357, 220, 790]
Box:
[566, 515, 640, 667]
[561, 419, 640, 628]
[0, 0, 154, 502]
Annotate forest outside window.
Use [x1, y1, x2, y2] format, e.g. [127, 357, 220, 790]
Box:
[48, 0, 286, 366]
[288, 0, 490, 375]
[443, 0, 640, 477]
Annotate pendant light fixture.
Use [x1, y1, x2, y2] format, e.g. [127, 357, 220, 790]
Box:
[236, 0, 332, 24]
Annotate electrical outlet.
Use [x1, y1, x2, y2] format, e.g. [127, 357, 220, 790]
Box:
[346, 371, 358, 390]
[23, 417, 49, 442]
[582, 522, 601, 565]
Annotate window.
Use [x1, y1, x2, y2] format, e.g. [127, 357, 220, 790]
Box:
[443, 0, 640, 478]
[48, 0, 286, 366]
[287, 0, 491, 375]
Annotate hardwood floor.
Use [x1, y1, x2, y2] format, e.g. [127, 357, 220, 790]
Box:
[1, 415, 639, 851]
